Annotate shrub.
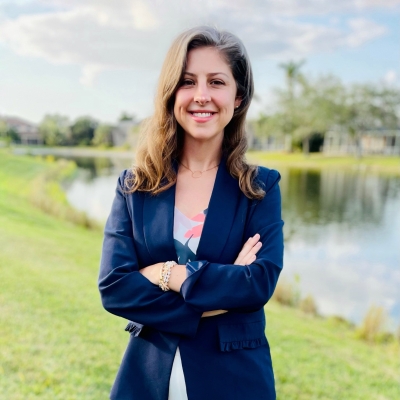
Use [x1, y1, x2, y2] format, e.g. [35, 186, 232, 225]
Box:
[327, 315, 355, 329]
[272, 278, 300, 307]
[299, 294, 318, 316]
[356, 305, 387, 342]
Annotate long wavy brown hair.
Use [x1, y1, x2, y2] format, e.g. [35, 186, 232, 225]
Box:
[127, 26, 265, 199]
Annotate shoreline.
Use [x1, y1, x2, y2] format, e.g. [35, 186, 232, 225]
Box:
[9, 145, 400, 175]
[11, 145, 135, 159]
[248, 151, 400, 176]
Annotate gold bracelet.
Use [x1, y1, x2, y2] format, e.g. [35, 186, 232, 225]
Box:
[159, 261, 177, 291]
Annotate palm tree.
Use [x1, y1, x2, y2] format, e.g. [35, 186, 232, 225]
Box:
[279, 60, 306, 151]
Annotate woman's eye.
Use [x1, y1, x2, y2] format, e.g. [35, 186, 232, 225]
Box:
[211, 80, 224, 85]
[181, 79, 194, 86]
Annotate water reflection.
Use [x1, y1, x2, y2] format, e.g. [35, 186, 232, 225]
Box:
[60, 156, 132, 221]
[280, 167, 400, 327]
[64, 156, 132, 180]
[61, 156, 400, 327]
[281, 169, 397, 228]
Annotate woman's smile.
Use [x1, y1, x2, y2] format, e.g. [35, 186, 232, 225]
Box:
[188, 110, 217, 123]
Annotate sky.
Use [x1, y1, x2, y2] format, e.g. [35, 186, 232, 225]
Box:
[0, 0, 399, 125]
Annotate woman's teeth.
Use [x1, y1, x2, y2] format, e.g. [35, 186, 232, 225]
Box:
[192, 112, 213, 117]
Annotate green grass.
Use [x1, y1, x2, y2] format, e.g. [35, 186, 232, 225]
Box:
[1, 150, 399, 399]
[0, 151, 124, 399]
[248, 151, 400, 176]
[266, 304, 399, 399]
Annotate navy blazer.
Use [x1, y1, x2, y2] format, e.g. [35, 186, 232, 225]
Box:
[99, 160, 284, 400]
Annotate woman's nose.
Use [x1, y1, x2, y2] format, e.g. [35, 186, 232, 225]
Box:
[194, 83, 211, 105]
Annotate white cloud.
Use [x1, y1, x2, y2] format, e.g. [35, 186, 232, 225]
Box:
[2, 0, 400, 20]
[129, 1, 159, 30]
[0, 2, 172, 85]
[211, 0, 400, 17]
[383, 69, 398, 84]
[346, 18, 388, 47]
[0, 0, 392, 86]
[79, 64, 105, 86]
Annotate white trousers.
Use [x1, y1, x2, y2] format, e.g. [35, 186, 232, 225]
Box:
[168, 347, 188, 400]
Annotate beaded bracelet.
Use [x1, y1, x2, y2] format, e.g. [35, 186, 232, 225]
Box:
[159, 261, 177, 291]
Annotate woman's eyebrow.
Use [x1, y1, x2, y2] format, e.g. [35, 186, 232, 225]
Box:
[183, 72, 230, 78]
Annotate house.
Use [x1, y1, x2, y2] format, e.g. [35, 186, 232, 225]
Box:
[1, 116, 43, 145]
[111, 119, 140, 147]
[323, 128, 400, 156]
[246, 122, 289, 151]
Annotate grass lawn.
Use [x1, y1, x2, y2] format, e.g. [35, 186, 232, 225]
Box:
[248, 151, 400, 176]
[1, 150, 399, 399]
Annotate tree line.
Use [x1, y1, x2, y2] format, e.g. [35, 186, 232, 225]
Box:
[36, 112, 136, 147]
[252, 61, 400, 153]
[0, 112, 136, 147]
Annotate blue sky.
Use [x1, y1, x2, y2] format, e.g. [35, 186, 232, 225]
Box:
[0, 0, 399, 124]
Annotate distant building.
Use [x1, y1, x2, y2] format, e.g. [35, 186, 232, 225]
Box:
[323, 128, 400, 156]
[246, 122, 289, 151]
[111, 119, 140, 147]
[1, 116, 43, 145]
[250, 136, 287, 151]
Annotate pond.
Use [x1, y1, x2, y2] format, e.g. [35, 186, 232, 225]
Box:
[61, 155, 400, 329]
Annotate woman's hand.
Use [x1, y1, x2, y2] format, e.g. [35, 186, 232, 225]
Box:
[234, 233, 262, 266]
[139, 263, 163, 286]
[168, 265, 187, 292]
[202, 310, 227, 317]
[139, 263, 187, 292]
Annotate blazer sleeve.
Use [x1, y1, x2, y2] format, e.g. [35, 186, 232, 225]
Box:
[98, 171, 202, 338]
[180, 168, 284, 313]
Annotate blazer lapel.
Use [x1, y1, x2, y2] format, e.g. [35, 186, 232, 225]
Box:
[196, 159, 241, 262]
[143, 158, 241, 265]
[143, 184, 178, 264]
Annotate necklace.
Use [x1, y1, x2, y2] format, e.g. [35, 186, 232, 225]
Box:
[179, 161, 219, 178]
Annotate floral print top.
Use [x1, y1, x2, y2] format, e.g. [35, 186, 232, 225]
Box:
[173, 207, 207, 264]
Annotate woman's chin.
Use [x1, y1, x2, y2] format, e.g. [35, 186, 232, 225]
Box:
[183, 130, 224, 143]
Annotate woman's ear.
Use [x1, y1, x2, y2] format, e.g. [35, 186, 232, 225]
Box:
[234, 97, 242, 109]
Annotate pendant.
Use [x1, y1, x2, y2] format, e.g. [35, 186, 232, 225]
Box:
[192, 171, 202, 178]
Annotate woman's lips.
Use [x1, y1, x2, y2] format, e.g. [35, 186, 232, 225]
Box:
[188, 111, 216, 123]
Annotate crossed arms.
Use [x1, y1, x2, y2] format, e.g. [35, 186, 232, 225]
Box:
[98, 169, 284, 338]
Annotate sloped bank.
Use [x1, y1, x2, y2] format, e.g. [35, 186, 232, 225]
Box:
[0, 150, 398, 399]
[1, 149, 100, 230]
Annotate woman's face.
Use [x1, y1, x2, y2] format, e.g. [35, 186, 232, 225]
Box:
[174, 46, 241, 145]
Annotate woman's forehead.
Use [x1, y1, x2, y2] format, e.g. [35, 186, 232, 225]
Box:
[185, 47, 232, 76]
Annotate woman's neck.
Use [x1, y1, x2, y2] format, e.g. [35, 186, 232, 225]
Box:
[180, 136, 223, 171]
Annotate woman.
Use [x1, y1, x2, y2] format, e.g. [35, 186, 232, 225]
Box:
[99, 26, 284, 400]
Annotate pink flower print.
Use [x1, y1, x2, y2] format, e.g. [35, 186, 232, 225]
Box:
[184, 224, 204, 238]
[191, 213, 206, 222]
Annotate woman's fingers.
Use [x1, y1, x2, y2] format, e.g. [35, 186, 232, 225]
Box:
[202, 310, 228, 318]
[234, 234, 262, 265]
[241, 253, 257, 266]
[237, 234, 260, 258]
[251, 241, 262, 254]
